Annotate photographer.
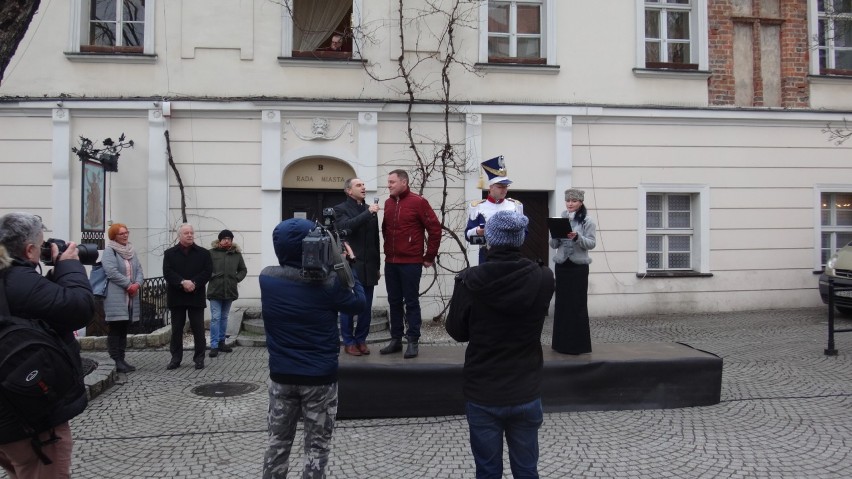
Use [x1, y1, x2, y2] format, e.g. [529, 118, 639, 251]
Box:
[0, 212, 94, 478]
[260, 218, 365, 479]
[333, 177, 380, 356]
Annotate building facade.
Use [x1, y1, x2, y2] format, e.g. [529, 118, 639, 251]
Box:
[1, 0, 850, 317]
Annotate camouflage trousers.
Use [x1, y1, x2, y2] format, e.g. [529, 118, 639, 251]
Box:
[262, 380, 338, 479]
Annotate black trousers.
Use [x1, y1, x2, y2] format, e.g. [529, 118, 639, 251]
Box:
[552, 260, 592, 354]
[169, 306, 206, 364]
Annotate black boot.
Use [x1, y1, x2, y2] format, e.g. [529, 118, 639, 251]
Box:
[118, 333, 136, 371]
[404, 340, 419, 359]
[380, 338, 403, 355]
[218, 342, 233, 353]
[107, 334, 121, 364]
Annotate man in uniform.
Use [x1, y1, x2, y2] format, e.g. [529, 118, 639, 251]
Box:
[466, 155, 524, 263]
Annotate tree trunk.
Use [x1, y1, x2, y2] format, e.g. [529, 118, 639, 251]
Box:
[0, 0, 41, 85]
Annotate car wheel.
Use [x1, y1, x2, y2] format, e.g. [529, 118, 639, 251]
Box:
[836, 306, 852, 317]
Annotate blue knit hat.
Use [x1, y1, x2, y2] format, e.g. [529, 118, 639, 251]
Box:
[485, 210, 527, 248]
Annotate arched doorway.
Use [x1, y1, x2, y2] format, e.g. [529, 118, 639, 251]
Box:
[281, 156, 356, 222]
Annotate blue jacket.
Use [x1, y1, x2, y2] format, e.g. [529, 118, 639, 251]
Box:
[260, 219, 365, 385]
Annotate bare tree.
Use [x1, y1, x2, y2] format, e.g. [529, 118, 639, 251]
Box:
[0, 0, 41, 84]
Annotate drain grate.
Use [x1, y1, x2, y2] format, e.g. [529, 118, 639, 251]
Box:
[191, 382, 260, 398]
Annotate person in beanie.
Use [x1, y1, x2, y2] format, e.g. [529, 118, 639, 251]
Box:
[446, 210, 555, 479]
[260, 219, 365, 479]
[549, 188, 597, 354]
[207, 229, 247, 358]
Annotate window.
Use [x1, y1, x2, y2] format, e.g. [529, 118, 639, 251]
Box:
[638, 185, 710, 275]
[815, 0, 852, 75]
[820, 191, 852, 265]
[478, 1, 555, 67]
[636, 0, 708, 71]
[280, 0, 361, 62]
[67, 0, 156, 60]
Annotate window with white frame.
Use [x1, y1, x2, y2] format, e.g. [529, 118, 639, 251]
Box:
[639, 185, 710, 275]
[820, 191, 852, 265]
[479, 0, 555, 66]
[68, 0, 156, 58]
[280, 0, 362, 61]
[637, 0, 708, 71]
[816, 0, 852, 75]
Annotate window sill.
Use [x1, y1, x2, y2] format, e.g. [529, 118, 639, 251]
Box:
[633, 68, 711, 80]
[636, 271, 713, 278]
[278, 56, 367, 69]
[65, 52, 157, 64]
[808, 74, 852, 85]
[474, 62, 560, 75]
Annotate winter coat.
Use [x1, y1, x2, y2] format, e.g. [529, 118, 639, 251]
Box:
[162, 243, 212, 308]
[260, 219, 366, 385]
[381, 187, 442, 264]
[549, 210, 597, 265]
[445, 246, 555, 407]
[101, 246, 144, 322]
[207, 240, 247, 301]
[0, 245, 94, 444]
[334, 196, 380, 287]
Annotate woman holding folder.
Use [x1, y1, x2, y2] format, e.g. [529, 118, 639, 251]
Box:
[549, 188, 597, 354]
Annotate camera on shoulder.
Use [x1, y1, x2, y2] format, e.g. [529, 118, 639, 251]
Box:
[40, 238, 99, 266]
[301, 208, 355, 289]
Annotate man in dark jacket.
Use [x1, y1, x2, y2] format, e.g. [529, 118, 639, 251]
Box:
[207, 229, 247, 358]
[260, 218, 365, 479]
[334, 177, 380, 356]
[446, 210, 555, 479]
[0, 212, 95, 478]
[380, 169, 441, 358]
[163, 223, 212, 370]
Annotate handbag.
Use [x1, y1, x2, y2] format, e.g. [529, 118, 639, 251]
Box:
[89, 262, 108, 297]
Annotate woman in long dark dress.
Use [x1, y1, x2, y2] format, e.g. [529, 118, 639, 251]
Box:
[550, 188, 597, 354]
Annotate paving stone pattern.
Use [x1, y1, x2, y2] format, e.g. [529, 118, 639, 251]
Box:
[3, 307, 851, 478]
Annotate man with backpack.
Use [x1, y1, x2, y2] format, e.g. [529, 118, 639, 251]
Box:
[0, 212, 95, 478]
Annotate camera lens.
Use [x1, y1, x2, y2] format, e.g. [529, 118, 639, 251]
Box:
[77, 243, 100, 266]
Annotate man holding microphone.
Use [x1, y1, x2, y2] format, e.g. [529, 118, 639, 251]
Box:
[334, 178, 381, 356]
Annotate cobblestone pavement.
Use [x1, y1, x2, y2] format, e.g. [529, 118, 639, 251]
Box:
[3, 307, 852, 478]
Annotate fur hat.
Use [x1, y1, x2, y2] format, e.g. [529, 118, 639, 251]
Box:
[565, 188, 585, 202]
[485, 210, 527, 248]
[218, 229, 234, 240]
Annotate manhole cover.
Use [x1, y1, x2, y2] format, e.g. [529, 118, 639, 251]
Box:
[191, 382, 260, 398]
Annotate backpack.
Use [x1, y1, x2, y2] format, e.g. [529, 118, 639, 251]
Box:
[0, 272, 86, 465]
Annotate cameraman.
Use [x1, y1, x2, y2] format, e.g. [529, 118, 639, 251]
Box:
[260, 218, 365, 479]
[0, 212, 94, 478]
[333, 177, 380, 356]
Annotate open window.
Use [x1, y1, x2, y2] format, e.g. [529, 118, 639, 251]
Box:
[283, 0, 356, 60]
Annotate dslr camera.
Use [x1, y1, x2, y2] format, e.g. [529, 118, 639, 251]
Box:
[40, 238, 99, 266]
[301, 208, 355, 289]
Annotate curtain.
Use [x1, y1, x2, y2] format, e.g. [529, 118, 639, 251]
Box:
[293, 0, 351, 51]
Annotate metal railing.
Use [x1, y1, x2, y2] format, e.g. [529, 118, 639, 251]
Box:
[129, 276, 170, 334]
[825, 279, 852, 356]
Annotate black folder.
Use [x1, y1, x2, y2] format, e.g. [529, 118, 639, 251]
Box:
[547, 217, 573, 239]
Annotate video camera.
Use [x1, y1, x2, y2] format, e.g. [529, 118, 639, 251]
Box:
[40, 238, 99, 266]
[301, 208, 355, 289]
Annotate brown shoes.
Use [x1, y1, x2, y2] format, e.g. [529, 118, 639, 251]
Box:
[344, 344, 362, 356]
[357, 343, 371, 355]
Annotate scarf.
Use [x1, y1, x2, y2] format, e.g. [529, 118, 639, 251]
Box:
[107, 240, 135, 261]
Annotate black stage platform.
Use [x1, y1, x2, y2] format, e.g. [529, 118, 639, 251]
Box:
[337, 342, 722, 419]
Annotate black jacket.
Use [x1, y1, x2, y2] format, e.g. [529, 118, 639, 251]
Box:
[334, 196, 381, 287]
[163, 243, 213, 308]
[0, 249, 94, 444]
[445, 247, 555, 406]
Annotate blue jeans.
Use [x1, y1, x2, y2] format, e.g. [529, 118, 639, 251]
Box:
[465, 398, 543, 479]
[209, 299, 233, 348]
[384, 263, 422, 340]
[340, 285, 374, 346]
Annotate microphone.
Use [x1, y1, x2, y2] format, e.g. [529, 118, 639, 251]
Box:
[372, 197, 379, 216]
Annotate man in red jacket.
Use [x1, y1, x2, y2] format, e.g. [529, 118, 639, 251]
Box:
[379, 169, 441, 358]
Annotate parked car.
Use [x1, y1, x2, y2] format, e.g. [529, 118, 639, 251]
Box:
[819, 242, 852, 315]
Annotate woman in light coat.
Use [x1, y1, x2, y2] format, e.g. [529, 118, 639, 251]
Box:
[549, 188, 597, 354]
[102, 223, 144, 373]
